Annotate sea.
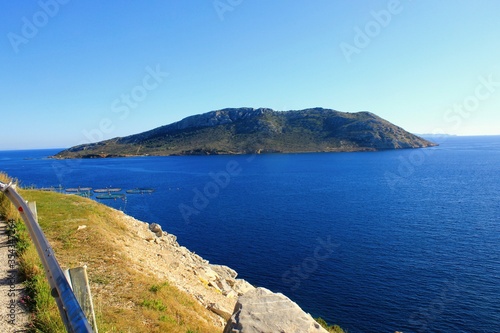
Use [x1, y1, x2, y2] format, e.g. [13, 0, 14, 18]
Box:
[1, 136, 499, 333]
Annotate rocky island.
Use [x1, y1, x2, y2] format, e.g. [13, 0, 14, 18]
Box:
[54, 107, 436, 158]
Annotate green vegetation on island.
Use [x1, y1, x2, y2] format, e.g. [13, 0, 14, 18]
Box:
[55, 107, 436, 158]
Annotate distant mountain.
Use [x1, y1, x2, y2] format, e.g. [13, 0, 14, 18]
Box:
[54, 107, 437, 158]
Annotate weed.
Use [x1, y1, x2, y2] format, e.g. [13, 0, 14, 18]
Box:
[316, 317, 347, 333]
[140, 299, 167, 311]
[149, 281, 169, 293]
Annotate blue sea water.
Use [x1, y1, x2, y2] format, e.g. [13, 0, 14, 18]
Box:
[1, 136, 499, 333]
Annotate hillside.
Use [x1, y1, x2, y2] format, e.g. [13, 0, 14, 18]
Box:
[55, 108, 436, 158]
[0, 176, 344, 332]
[1, 186, 237, 332]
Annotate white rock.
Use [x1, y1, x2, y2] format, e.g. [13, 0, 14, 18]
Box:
[208, 302, 232, 320]
[223, 287, 328, 333]
[211, 264, 237, 279]
[232, 279, 255, 295]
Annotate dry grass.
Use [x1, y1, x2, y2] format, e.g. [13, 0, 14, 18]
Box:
[1, 171, 221, 333]
[0, 172, 21, 221]
[20, 190, 221, 333]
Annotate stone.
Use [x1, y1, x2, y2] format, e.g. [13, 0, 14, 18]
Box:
[225, 290, 238, 299]
[223, 287, 328, 333]
[215, 278, 234, 296]
[208, 302, 232, 320]
[149, 223, 162, 237]
[211, 264, 237, 280]
[232, 279, 255, 296]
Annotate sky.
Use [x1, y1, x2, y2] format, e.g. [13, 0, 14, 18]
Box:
[1, 0, 499, 150]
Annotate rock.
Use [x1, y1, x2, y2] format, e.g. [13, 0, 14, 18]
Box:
[162, 233, 177, 245]
[211, 264, 237, 280]
[223, 287, 328, 333]
[208, 281, 222, 293]
[225, 290, 238, 299]
[208, 303, 232, 320]
[232, 279, 255, 296]
[196, 266, 219, 282]
[149, 223, 163, 237]
[215, 278, 234, 296]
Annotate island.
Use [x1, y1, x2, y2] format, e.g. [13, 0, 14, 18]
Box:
[54, 107, 436, 158]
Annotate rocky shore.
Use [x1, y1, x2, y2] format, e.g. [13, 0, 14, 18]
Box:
[118, 212, 329, 331]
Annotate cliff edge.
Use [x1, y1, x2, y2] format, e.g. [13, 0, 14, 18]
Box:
[15, 190, 337, 332]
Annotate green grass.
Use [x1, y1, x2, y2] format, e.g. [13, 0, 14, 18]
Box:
[149, 282, 170, 293]
[316, 317, 347, 333]
[1, 173, 65, 332]
[1, 172, 221, 332]
[2, 171, 348, 333]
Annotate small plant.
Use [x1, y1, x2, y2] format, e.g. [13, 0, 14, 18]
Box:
[140, 299, 166, 311]
[149, 281, 169, 293]
[316, 317, 347, 333]
[159, 315, 176, 323]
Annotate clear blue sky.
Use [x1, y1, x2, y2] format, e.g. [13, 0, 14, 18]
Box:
[1, 0, 499, 149]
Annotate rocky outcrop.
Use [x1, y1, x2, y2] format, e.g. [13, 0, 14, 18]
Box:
[118, 213, 255, 325]
[117, 213, 334, 331]
[223, 287, 329, 333]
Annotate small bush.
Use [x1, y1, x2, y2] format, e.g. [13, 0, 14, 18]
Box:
[141, 299, 167, 311]
[316, 317, 347, 333]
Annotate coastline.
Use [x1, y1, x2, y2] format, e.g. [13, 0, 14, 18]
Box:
[107, 209, 255, 326]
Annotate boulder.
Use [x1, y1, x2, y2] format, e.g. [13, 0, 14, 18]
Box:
[223, 287, 328, 333]
[215, 278, 234, 296]
[232, 279, 255, 296]
[211, 264, 238, 280]
[208, 302, 232, 320]
[149, 223, 163, 237]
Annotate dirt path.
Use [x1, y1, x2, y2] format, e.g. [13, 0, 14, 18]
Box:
[0, 220, 29, 332]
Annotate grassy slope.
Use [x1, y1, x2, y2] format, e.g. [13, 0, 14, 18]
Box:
[1, 172, 347, 333]
[0, 173, 221, 332]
